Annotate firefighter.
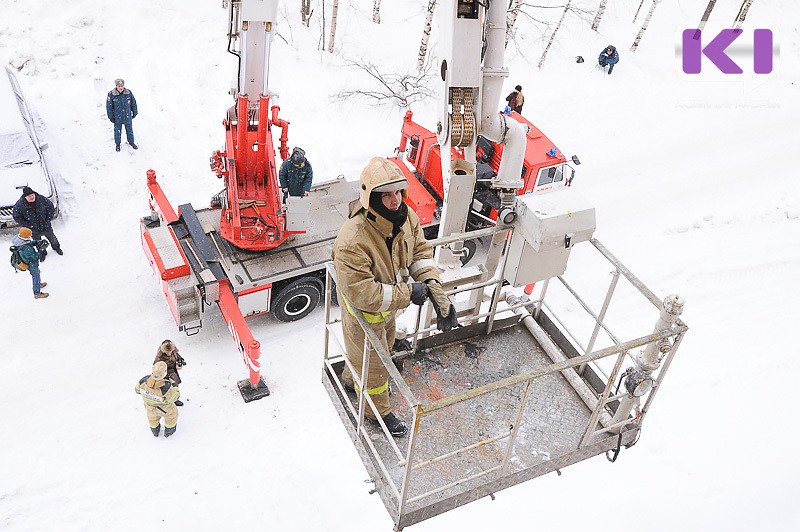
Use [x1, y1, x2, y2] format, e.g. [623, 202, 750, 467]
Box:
[134, 361, 180, 437]
[331, 157, 457, 437]
[279, 147, 313, 199]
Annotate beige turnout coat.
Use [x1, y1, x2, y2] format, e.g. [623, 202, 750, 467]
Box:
[332, 157, 440, 417]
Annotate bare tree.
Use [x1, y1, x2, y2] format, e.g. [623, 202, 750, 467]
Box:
[335, 57, 436, 109]
[538, 1, 571, 68]
[417, 0, 437, 72]
[630, 0, 659, 52]
[328, 0, 339, 53]
[633, 0, 646, 23]
[591, 0, 608, 31]
[733, 0, 755, 30]
[301, 0, 313, 27]
[692, 0, 716, 40]
[506, 0, 523, 46]
[320, 0, 326, 50]
[373, 0, 382, 24]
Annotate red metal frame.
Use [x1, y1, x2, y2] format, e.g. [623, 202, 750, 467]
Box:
[218, 95, 302, 251]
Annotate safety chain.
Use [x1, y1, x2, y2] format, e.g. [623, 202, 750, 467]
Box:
[449, 87, 475, 147]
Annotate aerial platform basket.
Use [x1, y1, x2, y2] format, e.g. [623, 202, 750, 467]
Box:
[322, 234, 688, 530]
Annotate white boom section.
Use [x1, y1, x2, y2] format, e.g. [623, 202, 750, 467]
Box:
[237, 0, 279, 102]
[436, 0, 527, 250]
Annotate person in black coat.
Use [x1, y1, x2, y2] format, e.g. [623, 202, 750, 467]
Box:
[598, 45, 620, 75]
[106, 78, 138, 151]
[12, 186, 62, 256]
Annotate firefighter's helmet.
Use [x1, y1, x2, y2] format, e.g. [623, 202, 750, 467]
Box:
[358, 157, 408, 210]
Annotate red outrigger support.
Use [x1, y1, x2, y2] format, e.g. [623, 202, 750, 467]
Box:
[142, 169, 269, 402]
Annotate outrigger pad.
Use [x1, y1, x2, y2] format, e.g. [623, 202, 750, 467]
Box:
[238, 377, 271, 402]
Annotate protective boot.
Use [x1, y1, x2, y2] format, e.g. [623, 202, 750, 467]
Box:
[174, 400, 184, 407]
[164, 425, 177, 438]
[150, 425, 161, 437]
[377, 413, 407, 437]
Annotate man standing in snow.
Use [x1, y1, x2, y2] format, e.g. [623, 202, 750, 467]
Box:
[331, 157, 457, 438]
[12, 186, 62, 257]
[278, 147, 313, 200]
[598, 45, 619, 75]
[135, 361, 180, 437]
[106, 78, 138, 152]
[12, 227, 49, 299]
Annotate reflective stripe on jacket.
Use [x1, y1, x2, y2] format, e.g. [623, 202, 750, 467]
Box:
[332, 202, 439, 316]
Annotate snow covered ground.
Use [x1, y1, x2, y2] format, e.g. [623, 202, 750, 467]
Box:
[1, 1, 799, 530]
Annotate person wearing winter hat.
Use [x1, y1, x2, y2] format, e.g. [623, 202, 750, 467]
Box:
[12, 226, 49, 299]
[331, 157, 457, 438]
[12, 187, 62, 256]
[106, 78, 138, 152]
[154, 340, 186, 406]
[278, 147, 313, 200]
[134, 360, 180, 437]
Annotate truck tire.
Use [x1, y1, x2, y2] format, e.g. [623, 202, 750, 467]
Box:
[272, 279, 321, 322]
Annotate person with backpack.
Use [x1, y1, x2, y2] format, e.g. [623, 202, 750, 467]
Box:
[11, 227, 49, 299]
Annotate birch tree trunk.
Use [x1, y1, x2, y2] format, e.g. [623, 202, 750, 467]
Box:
[538, 1, 571, 68]
[591, 0, 608, 31]
[630, 0, 658, 52]
[320, 0, 326, 50]
[693, 0, 716, 40]
[506, 0, 523, 46]
[328, 0, 339, 53]
[301, 0, 312, 27]
[733, 0, 755, 30]
[417, 0, 437, 72]
[373, 0, 382, 24]
[633, 0, 646, 23]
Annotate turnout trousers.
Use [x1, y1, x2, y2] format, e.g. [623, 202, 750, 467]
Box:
[340, 308, 396, 419]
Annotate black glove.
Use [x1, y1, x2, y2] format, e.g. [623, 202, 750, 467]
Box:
[409, 283, 428, 306]
[431, 301, 459, 332]
[177, 356, 187, 367]
[427, 283, 459, 332]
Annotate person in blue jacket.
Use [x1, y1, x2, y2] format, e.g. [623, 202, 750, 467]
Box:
[598, 45, 619, 75]
[13, 227, 49, 299]
[279, 147, 313, 200]
[106, 78, 138, 151]
[12, 186, 62, 256]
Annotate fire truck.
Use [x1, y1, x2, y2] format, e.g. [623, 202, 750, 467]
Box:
[138, 0, 580, 399]
[139, 0, 356, 400]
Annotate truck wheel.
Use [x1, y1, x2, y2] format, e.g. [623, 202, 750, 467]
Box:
[272, 280, 321, 322]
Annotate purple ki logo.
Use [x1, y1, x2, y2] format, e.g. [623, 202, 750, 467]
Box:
[682, 29, 773, 74]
